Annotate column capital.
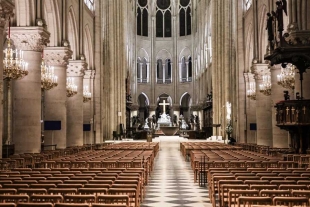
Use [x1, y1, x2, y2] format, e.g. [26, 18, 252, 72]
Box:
[251, 63, 270, 80]
[270, 64, 281, 70]
[129, 104, 139, 111]
[0, 0, 14, 28]
[10, 27, 50, 52]
[84, 69, 95, 79]
[67, 60, 87, 77]
[44, 47, 73, 66]
[244, 72, 255, 82]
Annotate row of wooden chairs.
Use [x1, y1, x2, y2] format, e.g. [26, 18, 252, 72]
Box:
[0, 203, 127, 207]
[0, 194, 130, 206]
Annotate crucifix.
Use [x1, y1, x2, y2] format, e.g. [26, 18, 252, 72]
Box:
[159, 100, 169, 114]
[303, 106, 306, 115]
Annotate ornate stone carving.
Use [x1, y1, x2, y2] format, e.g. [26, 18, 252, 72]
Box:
[44, 47, 73, 66]
[84, 70, 95, 79]
[10, 27, 50, 52]
[67, 60, 87, 77]
[283, 31, 310, 46]
[0, 0, 14, 28]
[251, 64, 270, 80]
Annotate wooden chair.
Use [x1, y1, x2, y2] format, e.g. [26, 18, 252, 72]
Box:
[259, 190, 291, 198]
[250, 185, 278, 190]
[228, 190, 259, 207]
[54, 204, 89, 207]
[96, 195, 129, 206]
[18, 188, 47, 196]
[16, 203, 53, 207]
[0, 189, 17, 195]
[108, 188, 137, 207]
[237, 196, 272, 207]
[91, 204, 127, 207]
[273, 196, 308, 207]
[220, 184, 248, 207]
[48, 188, 77, 196]
[30, 194, 63, 203]
[63, 195, 95, 203]
[0, 195, 29, 203]
[279, 184, 308, 191]
[291, 190, 310, 198]
[78, 188, 108, 196]
[0, 204, 16, 207]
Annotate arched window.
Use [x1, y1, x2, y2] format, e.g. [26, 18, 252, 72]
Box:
[137, 57, 149, 83]
[245, 0, 252, 10]
[137, 0, 148, 36]
[156, 0, 172, 37]
[179, 0, 191, 36]
[157, 58, 172, 84]
[180, 56, 192, 82]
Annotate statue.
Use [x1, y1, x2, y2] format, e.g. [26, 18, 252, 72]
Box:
[143, 118, 149, 129]
[190, 114, 195, 123]
[266, 13, 274, 50]
[275, 0, 287, 37]
[173, 114, 177, 126]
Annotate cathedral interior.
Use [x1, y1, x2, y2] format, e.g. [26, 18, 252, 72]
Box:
[0, 0, 309, 206]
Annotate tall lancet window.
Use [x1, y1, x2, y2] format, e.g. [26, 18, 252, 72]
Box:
[245, 0, 252, 10]
[137, 0, 148, 36]
[156, 0, 172, 37]
[179, 0, 191, 36]
[157, 58, 172, 84]
[137, 57, 149, 83]
[180, 56, 192, 82]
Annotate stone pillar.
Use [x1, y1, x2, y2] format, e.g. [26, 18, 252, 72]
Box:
[43, 47, 72, 149]
[0, 0, 14, 157]
[10, 27, 50, 154]
[244, 72, 257, 144]
[252, 63, 273, 146]
[83, 70, 95, 145]
[102, 0, 127, 139]
[66, 60, 87, 147]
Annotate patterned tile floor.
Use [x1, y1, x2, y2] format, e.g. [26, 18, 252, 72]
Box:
[141, 137, 212, 207]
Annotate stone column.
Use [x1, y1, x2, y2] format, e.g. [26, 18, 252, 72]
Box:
[10, 27, 50, 154]
[67, 60, 87, 147]
[252, 63, 273, 146]
[43, 47, 72, 149]
[244, 72, 257, 143]
[83, 70, 95, 145]
[270, 64, 289, 148]
[0, 0, 14, 157]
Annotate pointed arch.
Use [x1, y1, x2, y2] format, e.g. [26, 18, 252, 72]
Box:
[84, 24, 94, 69]
[68, 6, 78, 60]
[43, 0, 61, 46]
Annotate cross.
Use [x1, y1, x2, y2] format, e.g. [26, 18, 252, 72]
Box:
[291, 107, 295, 114]
[303, 106, 306, 114]
[159, 100, 169, 114]
[286, 107, 289, 115]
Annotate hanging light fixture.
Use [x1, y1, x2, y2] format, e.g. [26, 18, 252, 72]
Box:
[259, 74, 271, 96]
[41, 57, 58, 91]
[247, 81, 256, 100]
[66, 77, 77, 97]
[83, 86, 91, 103]
[3, 18, 28, 80]
[277, 63, 295, 90]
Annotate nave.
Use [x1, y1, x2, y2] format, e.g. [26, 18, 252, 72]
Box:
[141, 138, 211, 207]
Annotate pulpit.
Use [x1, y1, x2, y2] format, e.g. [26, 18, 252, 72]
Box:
[275, 100, 310, 153]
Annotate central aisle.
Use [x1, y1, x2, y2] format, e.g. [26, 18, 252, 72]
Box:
[141, 138, 212, 207]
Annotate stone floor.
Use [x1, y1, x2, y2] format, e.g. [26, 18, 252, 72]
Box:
[141, 137, 212, 207]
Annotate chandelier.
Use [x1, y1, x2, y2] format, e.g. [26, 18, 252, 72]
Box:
[83, 86, 91, 103]
[3, 40, 28, 80]
[41, 59, 58, 91]
[247, 82, 256, 100]
[259, 74, 271, 96]
[66, 77, 77, 97]
[277, 63, 295, 90]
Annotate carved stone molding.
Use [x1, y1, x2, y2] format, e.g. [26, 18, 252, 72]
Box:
[244, 72, 255, 83]
[0, 0, 14, 28]
[84, 69, 95, 79]
[44, 47, 73, 66]
[283, 31, 310, 46]
[251, 63, 270, 80]
[67, 60, 87, 77]
[10, 27, 50, 52]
